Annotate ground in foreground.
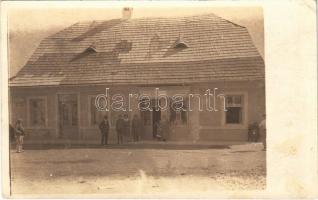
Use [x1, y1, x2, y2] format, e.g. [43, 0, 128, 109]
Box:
[10, 142, 266, 197]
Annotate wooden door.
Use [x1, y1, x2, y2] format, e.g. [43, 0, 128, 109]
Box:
[140, 110, 152, 140]
[58, 94, 78, 139]
[152, 107, 161, 138]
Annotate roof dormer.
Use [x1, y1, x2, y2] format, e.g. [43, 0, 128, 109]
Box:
[86, 44, 98, 53]
[173, 35, 189, 49]
[70, 44, 97, 62]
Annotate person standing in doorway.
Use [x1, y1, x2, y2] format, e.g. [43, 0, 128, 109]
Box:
[99, 115, 109, 146]
[154, 119, 166, 141]
[132, 114, 141, 142]
[14, 119, 25, 153]
[116, 114, 124, 144]
[259, 114, 266, 150]
[160, 115, 169, 141]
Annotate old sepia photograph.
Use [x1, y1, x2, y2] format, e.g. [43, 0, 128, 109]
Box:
[5, 2, 267, 197]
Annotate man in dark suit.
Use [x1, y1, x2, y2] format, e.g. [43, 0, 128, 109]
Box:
[116, 114, 124, 144]
[99, 115, 109, 145]
[122, 114, 130, 140]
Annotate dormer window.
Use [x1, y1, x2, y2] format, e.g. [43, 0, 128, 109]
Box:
[86, 44, 97, 53]
[174, 35, 189, 49]
[71, 44, 97, 62]
[174, 42, 188, 48]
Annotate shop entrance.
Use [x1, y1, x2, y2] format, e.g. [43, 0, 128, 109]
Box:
[58, 94, 78, 139]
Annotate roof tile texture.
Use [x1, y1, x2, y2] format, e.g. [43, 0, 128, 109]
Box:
[10, 14, 264, 87]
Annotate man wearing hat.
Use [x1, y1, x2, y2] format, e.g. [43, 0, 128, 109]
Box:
[122, 114, 130, 142]
[99, 115, 110, 145]
[116, 114, 124, 144]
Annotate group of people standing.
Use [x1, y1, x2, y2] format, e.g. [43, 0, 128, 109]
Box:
[10, 114, 266, 150]
[98, 114, 142, 145]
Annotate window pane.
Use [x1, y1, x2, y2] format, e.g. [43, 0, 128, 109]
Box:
[30, 98, 46, 126]
[141, 110, 151, 126]
[227, 95, 243, 107]
[170, 98, 187, 125]
[227, 96, 233, 105]
[226, 107, 242, 124]
[92, 96, 109, 126]
[234, 96, 242, 105]
[98, 98, 107, 110]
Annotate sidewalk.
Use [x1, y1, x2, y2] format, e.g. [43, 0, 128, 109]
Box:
[22, 139, 247, 146]
[16, 139, 256, 151]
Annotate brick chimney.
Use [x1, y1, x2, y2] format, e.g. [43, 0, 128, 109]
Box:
[122, 7, 133, 20]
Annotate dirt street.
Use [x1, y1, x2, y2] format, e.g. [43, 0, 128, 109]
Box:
[10, 142, 266, 197]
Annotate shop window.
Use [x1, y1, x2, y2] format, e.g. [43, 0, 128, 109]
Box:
[111, 111, 127, 127]
[139, 98, 151, 126]
[89, 96, 107, 126]
[225, 95, 243, 124]
[28, 97, 46, 126]
[170, 99, 187, 125]
[141, 110, 151, 126]
[58, 94, 78, 127]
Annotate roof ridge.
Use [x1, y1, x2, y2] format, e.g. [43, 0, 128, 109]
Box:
[72, 12, 236, 25]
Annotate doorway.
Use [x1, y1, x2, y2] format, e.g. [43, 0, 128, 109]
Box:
[152, 107, 161, 138]
[58, 94, 78, 139]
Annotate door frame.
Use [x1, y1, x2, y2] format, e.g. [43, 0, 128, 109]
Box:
[55, 92, 80, 139]
[152, 106, 161, 138]
[26, 95, 48, 129]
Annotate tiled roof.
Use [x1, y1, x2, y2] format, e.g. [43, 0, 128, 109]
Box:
[10, 14, 264, 87]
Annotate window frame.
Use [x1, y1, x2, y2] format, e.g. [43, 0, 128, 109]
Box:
[169, 97, 188, 126]
[140, 109, 152, 126]
[26, 96, 48, 128]
[88, 95, 110, 127]
[221, 92, 248, 129]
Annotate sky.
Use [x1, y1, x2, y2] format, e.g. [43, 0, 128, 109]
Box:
[7, 6, 263, 77]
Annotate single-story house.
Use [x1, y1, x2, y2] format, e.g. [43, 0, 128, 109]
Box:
[9, 9, 265, 143]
